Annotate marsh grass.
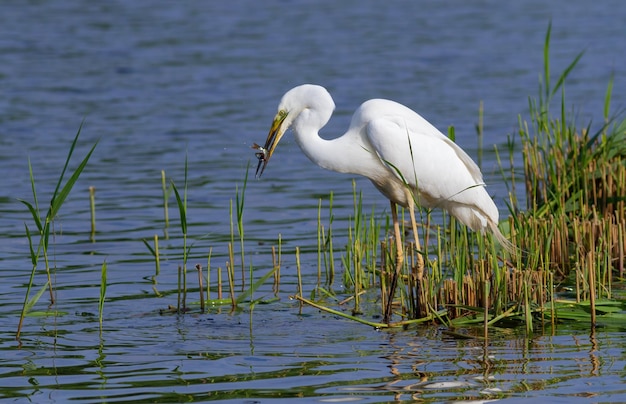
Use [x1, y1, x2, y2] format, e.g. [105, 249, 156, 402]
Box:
[170, 155, 190, 312]
[296, 24, 626, 331]
[16, 123, 98, 338]
[235, 167, 249, 291]
[506, 24, 625, 321]
[16, 27, 624, 338]
[315, 193, 336, 296]
[156, 162, 280, 315]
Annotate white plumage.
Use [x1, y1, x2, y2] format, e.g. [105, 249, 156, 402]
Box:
[256, 84, 511, 252]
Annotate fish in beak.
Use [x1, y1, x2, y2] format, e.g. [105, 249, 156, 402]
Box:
[254, 110, 288, 178]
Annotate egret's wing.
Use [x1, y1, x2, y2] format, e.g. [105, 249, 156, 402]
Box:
[365, 115, 486, 207]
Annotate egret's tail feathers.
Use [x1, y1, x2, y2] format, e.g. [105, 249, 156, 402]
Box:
[488, 220, 517, 255]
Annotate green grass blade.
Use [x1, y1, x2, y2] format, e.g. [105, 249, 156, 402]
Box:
[604, 73, 614, 121]
[48, 139, 99, 220]
[51, 123, 83, 197]
[142, 239, 156, 256]
[28, 158, 39, 213]
[23, 158, 42, 232]
[235, 265, 279, 304]
[23, 281, 50, 315]
[23, 224, 37, 266]
[19, 200, 43, 234]
[550, 51, 584, 99]
[171, 181, 187, 235]
[236, 164, 249, 230]
[543, 21, 552, 102]
[47, 121, 86, 219]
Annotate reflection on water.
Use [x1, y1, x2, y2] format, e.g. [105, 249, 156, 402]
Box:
[2, 304, 625, 402]
[1, 0, 626, 402]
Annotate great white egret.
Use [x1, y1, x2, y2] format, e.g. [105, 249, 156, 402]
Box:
[255, 84, 513, 321]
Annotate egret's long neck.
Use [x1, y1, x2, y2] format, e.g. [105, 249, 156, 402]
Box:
[291, 113, 363, 175]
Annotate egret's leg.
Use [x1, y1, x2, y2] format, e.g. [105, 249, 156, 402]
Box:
[384, 201, 404, 323]
[407, 197, 425, 278]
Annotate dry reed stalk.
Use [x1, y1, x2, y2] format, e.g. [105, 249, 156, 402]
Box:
[296, 246, 303, 314]
[217, 266, 222, 300]
[226, 261, 235, 309]
[588, 252, 597, 327]
[196, 264, 204, 312]
[379, 240, 389, 317]
[441, 279, 459, 317]
[272, 246, 280, 296]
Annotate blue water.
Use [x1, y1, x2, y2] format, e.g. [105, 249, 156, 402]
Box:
[1, 1, 626, 402]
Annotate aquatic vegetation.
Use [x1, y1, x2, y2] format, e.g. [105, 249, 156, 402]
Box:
[15, 26, 624, 341]
[170, 154, 190, 312]
[152, 162, 281, 315]
[295, 24, 626, 332]
[16, 123, 98, 339]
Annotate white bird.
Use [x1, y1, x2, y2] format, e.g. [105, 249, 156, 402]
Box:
[255, 84, 513, 322]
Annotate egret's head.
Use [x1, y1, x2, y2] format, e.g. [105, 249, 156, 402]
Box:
[255, 84, 334, 178]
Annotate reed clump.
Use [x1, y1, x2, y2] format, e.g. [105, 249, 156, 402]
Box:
[153, 164, 281, 316]
[508, 24, 625, 302]
[16, 123, 98, 339]
[300, 24, 626, 331]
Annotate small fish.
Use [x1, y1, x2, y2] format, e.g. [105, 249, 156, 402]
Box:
[252, 143, 268, 160]
[252, 143, 269, 177]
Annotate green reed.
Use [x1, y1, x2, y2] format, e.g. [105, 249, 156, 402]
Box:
[339, 180, 384, 315]
[316, 192, 336, 293]
[234, 167, 249, 291]
[295, 24, 626, 332]
[171, 154, 190, 312]
[153, 161, 283, 315]
[16, 123, 98, 338]
[206, 247, 213, 301]
[142, 234, 163, 296]
[508, 24, 625, 309]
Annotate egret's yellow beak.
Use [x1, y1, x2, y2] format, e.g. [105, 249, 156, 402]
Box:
[255, 110, 288, 178]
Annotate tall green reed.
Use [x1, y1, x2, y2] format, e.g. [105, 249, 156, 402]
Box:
[171, 154, 190, 312]
[16, 123, 98, 338]
[316, 193, 336, 295]
[511, 23, 625, 292]
[234, 166, 249, 291]
[297, 23, 626, 330]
